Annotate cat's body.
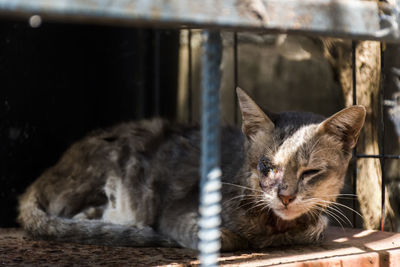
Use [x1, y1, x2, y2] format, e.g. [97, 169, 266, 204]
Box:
[18, 89, 366, 251]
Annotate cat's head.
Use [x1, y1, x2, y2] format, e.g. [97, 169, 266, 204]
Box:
[237, 87, 366, 221]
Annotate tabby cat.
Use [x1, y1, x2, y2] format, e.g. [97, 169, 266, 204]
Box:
[18, 88, 366, 251]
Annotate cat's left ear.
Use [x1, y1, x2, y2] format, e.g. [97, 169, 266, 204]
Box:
[318, 105, 366, 150]
[237, 87, 274, 141]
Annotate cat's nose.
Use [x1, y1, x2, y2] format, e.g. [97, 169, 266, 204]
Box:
[278, 193, 296, 206]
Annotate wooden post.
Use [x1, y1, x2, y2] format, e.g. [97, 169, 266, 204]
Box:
[333, 39, 395, 230]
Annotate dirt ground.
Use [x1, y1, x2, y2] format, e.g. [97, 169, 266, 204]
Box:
[1, 227, 400, 266]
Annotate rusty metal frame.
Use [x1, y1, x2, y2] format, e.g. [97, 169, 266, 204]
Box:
[0, 0, 399, 42]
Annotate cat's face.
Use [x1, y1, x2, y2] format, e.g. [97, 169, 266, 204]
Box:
[254, 124, 351, 220]
[237, 87, 366, 221]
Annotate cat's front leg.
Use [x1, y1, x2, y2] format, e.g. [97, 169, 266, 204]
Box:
[250, 216, 327, 248]
[250, 231, 317, 249]
[159, 209, 248, 251]
[220, 228, 249, 251]
[159, 209, 199, 249]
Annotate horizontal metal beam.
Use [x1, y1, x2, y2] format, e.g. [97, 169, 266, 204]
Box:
[0, 0, 399, 42]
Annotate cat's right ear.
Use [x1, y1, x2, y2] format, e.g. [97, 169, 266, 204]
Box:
[236, 87, 274, 141]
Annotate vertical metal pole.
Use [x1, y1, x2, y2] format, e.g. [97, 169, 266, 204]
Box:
[135, 29, 147, 118]
[198, 30, 222, 267]
[380, 42, 386, 231]
[188, 29, 193, 123]
[352, 41, 358, 227]
[153, 30, 161, 116]
[233, 32, 239, 124]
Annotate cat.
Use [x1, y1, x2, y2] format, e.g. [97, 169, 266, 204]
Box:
[18, 88, 366, 251]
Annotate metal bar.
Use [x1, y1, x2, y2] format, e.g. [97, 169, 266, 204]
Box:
[352, 41, 358, 227]
[386, 90, 400, 140]
[198, 30, 222, 267]
[1, 0, 399, 42]
[356, 154, 400, 159]
[153, 30, 161, 116]
[134, 29, 147, 118]
[380, 51, 387, 231]
[188, 29, 193, 123]
[233, 32, 238, 124]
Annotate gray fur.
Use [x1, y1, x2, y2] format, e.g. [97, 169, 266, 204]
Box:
[18, 89, 366, 251]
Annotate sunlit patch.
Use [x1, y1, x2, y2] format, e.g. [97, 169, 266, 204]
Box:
[353, 230, 374, 238]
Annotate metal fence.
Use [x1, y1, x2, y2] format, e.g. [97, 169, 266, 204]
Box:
[1, 1, 400, 266]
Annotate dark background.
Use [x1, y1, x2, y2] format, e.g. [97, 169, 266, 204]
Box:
[0, 19, 179, 227]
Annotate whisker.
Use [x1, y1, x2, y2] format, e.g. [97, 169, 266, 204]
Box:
[324, 210, 345, 229]
[260, 203, 271, 213]
[320, 193, 357, 198]
[308, 208, 323, 223]
[314, 206, 345, 229]
[230, 196, 266, 213]
[221, 182, 264, 193]
[316, 200, 364, 219]
[223, 194, 258, 205]
[303, 197, 359, 227]
[246, 200, 270, 212]
[224, 196, 259, 210]
[326, 205, 353, 227]
[316, 204, 349, 225]
[303, 197, 363, 220]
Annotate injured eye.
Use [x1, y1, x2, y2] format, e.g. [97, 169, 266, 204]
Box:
[258, 157, 274, 176]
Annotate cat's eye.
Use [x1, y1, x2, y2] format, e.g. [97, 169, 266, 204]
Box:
[258, 158, 273, 176]
[300, 169, 320, 180]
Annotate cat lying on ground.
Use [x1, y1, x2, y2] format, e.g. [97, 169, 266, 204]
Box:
[18, 88, 365, 251]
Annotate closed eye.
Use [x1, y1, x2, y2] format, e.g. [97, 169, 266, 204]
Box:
[300, 169, 321, 180]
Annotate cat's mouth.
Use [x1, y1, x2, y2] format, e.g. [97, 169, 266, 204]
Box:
[273, 206, 304, 221]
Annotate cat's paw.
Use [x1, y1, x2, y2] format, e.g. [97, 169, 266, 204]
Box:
[72, 207, 104, 220]
[220, 228, 249, 251]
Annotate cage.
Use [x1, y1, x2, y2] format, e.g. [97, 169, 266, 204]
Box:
[0, 0, 400, 266]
